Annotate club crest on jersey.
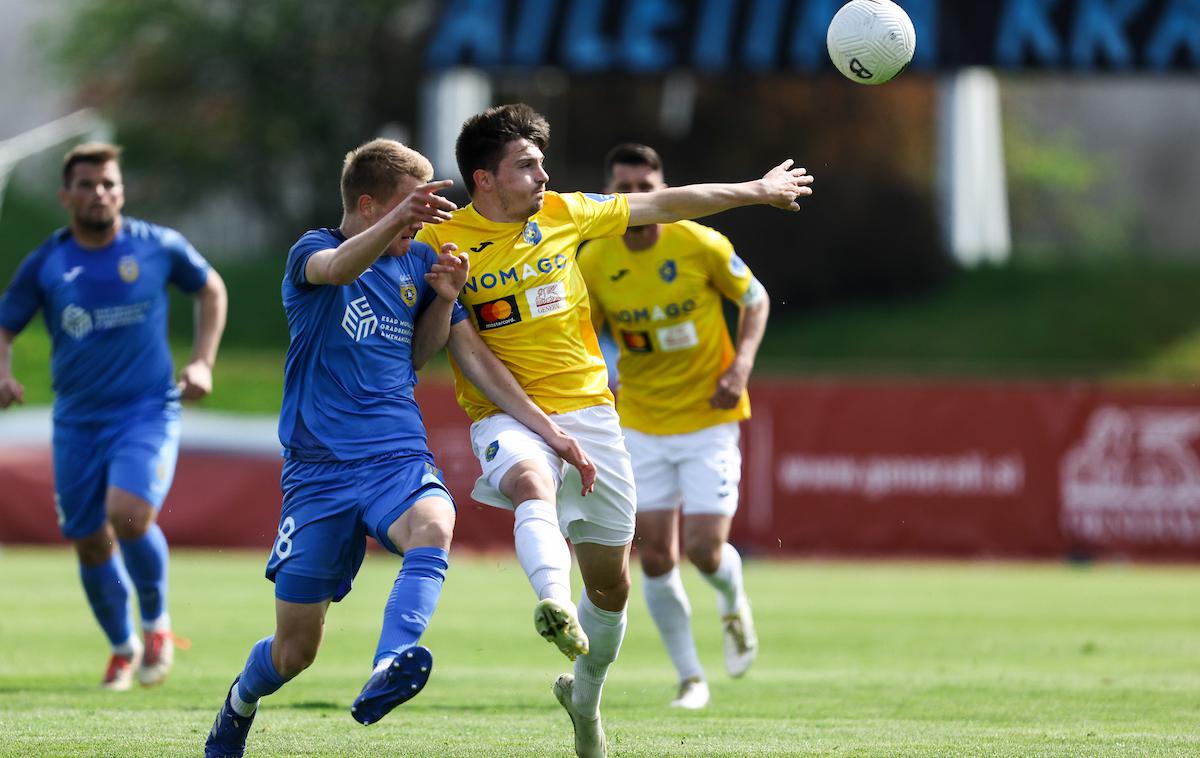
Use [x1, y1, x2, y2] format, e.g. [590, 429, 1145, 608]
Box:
[621, 329, 653, 353]
[658, 259, 677, 283]
[729, 252, 748, 277]
[522, 221, 542, 246]
[118, 255, 139, 283]
[473, 295, 522, 330]
[484, 441, 499, 462]
[399, 277, 418, 307]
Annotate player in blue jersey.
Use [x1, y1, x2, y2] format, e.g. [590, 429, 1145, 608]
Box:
[204, 139, 596, 758]
[0, 142, 228, 690]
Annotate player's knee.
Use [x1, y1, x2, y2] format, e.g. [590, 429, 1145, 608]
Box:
[589, 571, 631, 609]
[275, 637, 320, 677]
[502, 467, 555, 504]
[108, 499, 153, 540]
[74, 528, 117, 566]
[638, 544, 678, 578]
[408, 512, 454, 550]
[685, 540, 723, 574]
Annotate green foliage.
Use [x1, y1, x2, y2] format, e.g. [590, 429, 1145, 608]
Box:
[1, 549, 1197, 756]
[46, 0, 430, 242]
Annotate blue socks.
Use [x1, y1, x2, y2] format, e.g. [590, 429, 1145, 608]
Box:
[119, 523, 169, 627]
[236, 636, 288, 705]
[374, 547, 449, 665]
[79, 556, 133, 648]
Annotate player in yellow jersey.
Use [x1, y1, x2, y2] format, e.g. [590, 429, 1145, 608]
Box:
[417, 103, 812, 758]
[580, 144, 770, 711]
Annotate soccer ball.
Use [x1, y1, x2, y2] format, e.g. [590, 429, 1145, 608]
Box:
[826, 0, 917, 85]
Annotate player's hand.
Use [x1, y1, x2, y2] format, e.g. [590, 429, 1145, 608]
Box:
[0, 375, 25, 409]
[177, 360, 213, 401]
[425, 245, 469, 302]
[398, 180, 458, 227]
[548, 430, 597, 496]
[759, 159, 815, 211]
[709, 362, 749, 409]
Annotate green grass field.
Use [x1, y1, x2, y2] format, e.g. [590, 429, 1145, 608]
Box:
[1, 548, 1197, 757]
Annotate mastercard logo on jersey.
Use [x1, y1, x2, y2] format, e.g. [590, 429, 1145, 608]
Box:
[473, 295, 523, 330]
[621, 329, 653, 353]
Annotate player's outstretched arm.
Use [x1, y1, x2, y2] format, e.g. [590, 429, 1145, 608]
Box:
[305, 180, 457, 286]
[413, 246, 470, 370]
[178, 268, 228, 401]
[0, 328, 25, 409]
[447, 322, 597, 495]
[711, 278, 770, 410]
[626, 160, 814, 227]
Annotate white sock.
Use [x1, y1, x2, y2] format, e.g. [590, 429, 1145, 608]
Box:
[112, 634, 143, 659]
[230, 686, 258, 717]
[142, 612, 171, 634]
[699, 543, 746, 617]
[571, 592, 626, 719]
[642, 567, 704, 682]
[513, 499, 572, 604]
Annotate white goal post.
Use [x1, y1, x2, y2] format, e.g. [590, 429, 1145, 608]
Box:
[0, 108, 111, 224]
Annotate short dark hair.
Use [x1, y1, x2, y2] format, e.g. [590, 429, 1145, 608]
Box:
[456, 103, 550, 195]
[62, 142, 121, 187]
[604, 143, 663, 180]
[340, 138, 433, 213]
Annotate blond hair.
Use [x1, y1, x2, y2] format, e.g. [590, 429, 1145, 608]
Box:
[62, 142, 122, 186]
[341, 139, 434, 213]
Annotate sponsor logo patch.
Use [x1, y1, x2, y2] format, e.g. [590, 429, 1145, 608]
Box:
[525, 281, 567, 318]
[61, 304, 93, 340]
[655, 320, 699, 352]
[473, 295, 522, 330]
[342, 296, 379, 341]
[621, 329, 653, 353]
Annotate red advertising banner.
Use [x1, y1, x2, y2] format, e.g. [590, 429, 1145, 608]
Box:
[2, 380, 1199, 559]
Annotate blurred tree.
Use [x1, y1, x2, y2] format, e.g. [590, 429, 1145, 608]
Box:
[48, 0, 435, 247]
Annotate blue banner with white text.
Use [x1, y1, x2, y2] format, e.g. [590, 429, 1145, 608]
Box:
[424, 0, 1200, 73]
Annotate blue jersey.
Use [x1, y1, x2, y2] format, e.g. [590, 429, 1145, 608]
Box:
[278, 229, 468, 462]
[0, 218, 209, 424]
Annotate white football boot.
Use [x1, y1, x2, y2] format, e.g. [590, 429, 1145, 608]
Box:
[534, 598, 590, 661]
[138, 629, 176, 687]
[670, 676, 710, 709]
[722, 601, 759, 678]
[100, 649, 141, 692]
[553, 673, 607, 758]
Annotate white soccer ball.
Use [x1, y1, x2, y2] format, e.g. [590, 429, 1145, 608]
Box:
[826, 0, 917, 85]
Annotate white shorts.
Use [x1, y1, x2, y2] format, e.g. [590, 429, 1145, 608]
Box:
[468, 404, 636, 546]
[623, 422, 742, 517]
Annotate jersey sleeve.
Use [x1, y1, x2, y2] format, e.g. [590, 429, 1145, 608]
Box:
[164, 229, 211, 294]
[0, 249, 45, 334]
[560, 192, 630, 242]
[285, 231, 333, 291]
[700, 227, 754, 302]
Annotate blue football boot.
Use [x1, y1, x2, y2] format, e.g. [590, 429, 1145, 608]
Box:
[205, 677, 257, 758]
[351, 646, 433, 725]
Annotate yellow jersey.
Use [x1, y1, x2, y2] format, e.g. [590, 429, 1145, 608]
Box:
[416, 190, 630, 421]
[578, 220, 753, 435]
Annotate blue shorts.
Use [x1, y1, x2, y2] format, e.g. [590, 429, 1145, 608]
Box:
[52, 404, 181, 541]
[266, 452, 454, 604]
